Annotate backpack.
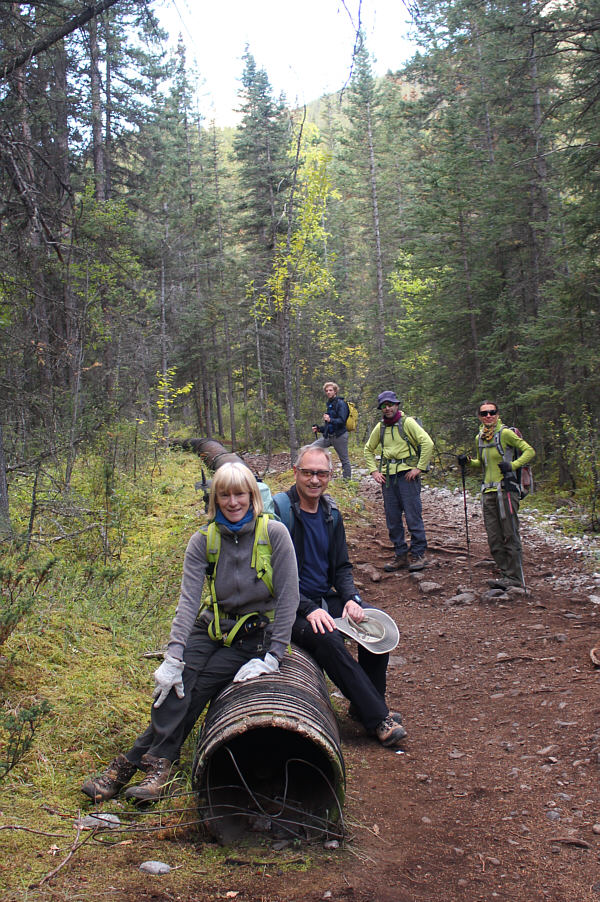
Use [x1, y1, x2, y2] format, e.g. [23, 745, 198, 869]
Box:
[378, 415, 430, 471]
[492, 426, 534, 498]
[273, 491, 340, 533]
[257, 478, 275, 514]
[345, 401, 359, 432]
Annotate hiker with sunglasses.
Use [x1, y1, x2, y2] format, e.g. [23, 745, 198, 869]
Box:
[365, 391, 434, 573]
[457, 401, 535, 590]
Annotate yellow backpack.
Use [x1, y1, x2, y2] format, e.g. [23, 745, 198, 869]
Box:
[345, 400, 359, 432]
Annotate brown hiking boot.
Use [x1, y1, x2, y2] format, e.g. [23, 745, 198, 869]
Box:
[408, 553, 426, 572]
[383, 553, 408, 572]
[375, 716, 408, 748]
[81, 754, 137, 803]
[123, 754, 176, 803]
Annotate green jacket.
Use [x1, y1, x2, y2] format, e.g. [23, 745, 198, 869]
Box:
[469, 420, 535, 493]
[364, 415, 434, 476]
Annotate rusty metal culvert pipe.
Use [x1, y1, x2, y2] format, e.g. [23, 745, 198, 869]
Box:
[184, 437, 245, 471]
[193, 644, 346, 844]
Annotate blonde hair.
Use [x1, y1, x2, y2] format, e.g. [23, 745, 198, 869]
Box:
[323, 381, 339, 393]
[207, 462, 263, 520]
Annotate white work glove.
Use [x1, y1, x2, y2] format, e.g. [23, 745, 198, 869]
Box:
[233, 652, 279, 683]
[153, 653, 185, 708]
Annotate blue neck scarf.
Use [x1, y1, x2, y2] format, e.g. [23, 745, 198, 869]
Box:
[215, 506, 254, 532]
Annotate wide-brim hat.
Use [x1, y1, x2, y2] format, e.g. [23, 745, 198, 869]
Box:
[334, 608, 399, 654]
[377, 390, 401, 408]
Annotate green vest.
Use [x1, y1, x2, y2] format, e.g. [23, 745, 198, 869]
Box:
[200, 513, 274, 645]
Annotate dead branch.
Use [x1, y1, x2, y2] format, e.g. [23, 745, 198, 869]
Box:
[1, 0, 123, 79]
[0, 824, 70, 837]
[34, 826, 91, 887]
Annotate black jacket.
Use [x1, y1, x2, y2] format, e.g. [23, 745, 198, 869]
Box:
[317, 395, 348, 438]
[276, 485, 358, 618]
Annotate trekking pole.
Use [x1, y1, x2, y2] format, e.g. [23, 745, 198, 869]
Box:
[504, 483, 527, 593]
[460, 460, 472, 584]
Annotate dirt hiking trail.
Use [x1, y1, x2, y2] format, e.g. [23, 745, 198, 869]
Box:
[26, 463, 600, 902]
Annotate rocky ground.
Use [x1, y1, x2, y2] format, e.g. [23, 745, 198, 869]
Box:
[25, 459, 600, 902]
[221, 464, 600, 902]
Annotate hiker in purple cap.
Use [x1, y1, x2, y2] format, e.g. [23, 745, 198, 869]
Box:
[364, 391, 434, 573]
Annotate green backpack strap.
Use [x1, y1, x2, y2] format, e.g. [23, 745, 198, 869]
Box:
[251, 513, 274, 596]
[201, 521, 223, 640]
[202, 515, 274, 644]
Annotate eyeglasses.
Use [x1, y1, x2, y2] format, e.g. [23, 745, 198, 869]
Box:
[380, 402, 396, 409]
[297, 468, 331, 479]
[479, 409, 498, 417]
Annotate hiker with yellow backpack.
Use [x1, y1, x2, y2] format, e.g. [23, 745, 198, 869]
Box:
[81, 462, 299, 805]
[312, 381, 356, 479]
[457, 400, 535, 590]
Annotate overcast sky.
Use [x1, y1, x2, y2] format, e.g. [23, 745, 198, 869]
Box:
[154, 0, 417, 125]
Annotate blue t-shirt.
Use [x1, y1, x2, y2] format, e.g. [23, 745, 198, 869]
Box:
[298, 507, 330, 600]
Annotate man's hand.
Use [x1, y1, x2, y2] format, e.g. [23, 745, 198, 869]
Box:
[307, 608, 336, 634]
[323, 414, 331, 423]
[372, 470, 386, 485]
[342, 599, 364, 621]
[499, 460, 513, 475]
[405, 468, 421, 481]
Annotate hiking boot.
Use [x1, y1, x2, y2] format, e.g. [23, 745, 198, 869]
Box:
[375, 716, 408, 748]
[123, 754, 176, 803]
[81, 754, 137, 803]
[383, 553, 408, 572]
[350, 705, 403, 727]
[350, 706, 404, 737]
[408, 553, 426, 572]
[488, 578, 521, 590]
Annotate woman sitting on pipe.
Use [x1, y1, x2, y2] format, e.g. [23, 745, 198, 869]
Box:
[81, 462, 299, 804]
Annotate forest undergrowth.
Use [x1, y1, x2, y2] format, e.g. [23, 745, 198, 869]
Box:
[0, 442, 598, 899]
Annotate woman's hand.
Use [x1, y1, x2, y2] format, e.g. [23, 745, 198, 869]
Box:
[233, 653, 279, 682]
[153, 654, 185, 708]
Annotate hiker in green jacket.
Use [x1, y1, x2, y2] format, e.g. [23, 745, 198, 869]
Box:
[458, 401, 535, 590]
[364, 391, 434, 573]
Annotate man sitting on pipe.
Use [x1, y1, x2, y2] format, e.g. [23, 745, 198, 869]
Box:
[273, 445, 406, 749]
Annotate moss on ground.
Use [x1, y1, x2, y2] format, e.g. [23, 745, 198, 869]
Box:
[0, 449, 326, 899]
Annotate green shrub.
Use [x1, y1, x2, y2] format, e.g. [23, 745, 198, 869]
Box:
[0, 556, 57, 648]
[0, 700, 51, 781]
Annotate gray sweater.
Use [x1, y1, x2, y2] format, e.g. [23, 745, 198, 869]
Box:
[167, 517, 299, 662]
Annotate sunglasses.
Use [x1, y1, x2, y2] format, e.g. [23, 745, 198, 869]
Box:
[380, 402, 397, 409]
[479, 409, 498, 417]
[297, 468, 331, 479]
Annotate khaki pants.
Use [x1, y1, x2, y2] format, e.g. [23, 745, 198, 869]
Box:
[482, 490, 523, 585]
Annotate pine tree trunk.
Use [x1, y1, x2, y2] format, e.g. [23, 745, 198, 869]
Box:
[89, 15, 106, 202]
[458, 206, 481, 384]
[0, 423, 12, 537]
[366, 99, 386, 356]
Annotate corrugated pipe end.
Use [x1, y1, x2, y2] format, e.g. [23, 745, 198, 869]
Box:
[193, 645, 346, 844]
